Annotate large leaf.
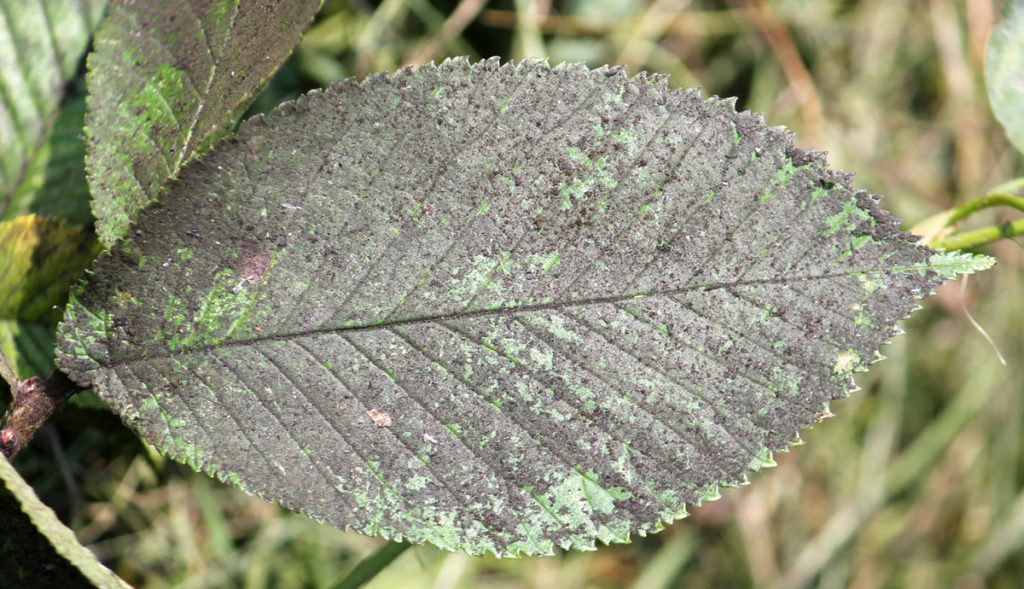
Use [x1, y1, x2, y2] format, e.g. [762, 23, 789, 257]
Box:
[85, 0, 322, 247]
[987, 0, 1024, 157]
[0, 0, 107, 221]
[0, 456, 130, 587]
[56, 59, 993, 556]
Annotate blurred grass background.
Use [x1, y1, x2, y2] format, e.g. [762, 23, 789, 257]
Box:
[12, 0, 1024, 587]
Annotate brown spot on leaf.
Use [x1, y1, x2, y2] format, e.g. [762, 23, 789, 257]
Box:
[238, 240, 273, 284]
[366, 409, 392, 427]
[833, 351, 858, 374]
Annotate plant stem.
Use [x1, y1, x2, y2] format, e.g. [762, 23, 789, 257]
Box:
[930, 218, 1024, 251]
[942, 192, 1024, 226]
[1, 371, 82, 458]
[916, 178, 1024, 250]
[332, 541, 411, 589]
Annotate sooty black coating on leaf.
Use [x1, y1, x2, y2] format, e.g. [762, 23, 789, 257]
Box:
[57, 58, 984, 556]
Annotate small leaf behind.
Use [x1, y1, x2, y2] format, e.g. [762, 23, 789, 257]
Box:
[58, 59, 993, 556]
[0, 215, 100, 378]
[0, 0, 107, 220]
[85, 0, 322, 247]
[0, 216, 101, 323]
[4, 95, 94, 226]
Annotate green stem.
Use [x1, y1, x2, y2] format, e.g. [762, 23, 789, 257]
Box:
[930, 218, 1024, 251]
[917, 178, 1024, 250]
[332, 541, 411, 589]
[943, 192, 1024, 226]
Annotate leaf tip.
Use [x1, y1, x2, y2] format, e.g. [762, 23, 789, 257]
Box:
[926, 250, 997, 280]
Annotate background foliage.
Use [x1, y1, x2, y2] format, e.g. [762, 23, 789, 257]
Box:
[8, 0, 1024, 587]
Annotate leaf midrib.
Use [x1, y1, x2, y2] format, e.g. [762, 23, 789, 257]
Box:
[96, 265, 940, 369]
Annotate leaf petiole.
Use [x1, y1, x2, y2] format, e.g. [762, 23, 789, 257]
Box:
[0, 371, 82, 458]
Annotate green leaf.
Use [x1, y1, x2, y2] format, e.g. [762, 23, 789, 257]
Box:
[987, 0, 1024, 157]
[0, 0, 107, 221]
[4, 95, 94, 226]
[0, 455, 131, 588]
[0, 321, 58, 381]
[0, 215, 100, 378]
[85, 0, 323, 248]
[56, 59, 994, 557]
